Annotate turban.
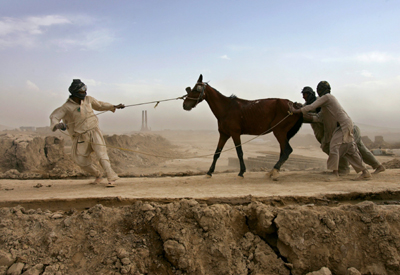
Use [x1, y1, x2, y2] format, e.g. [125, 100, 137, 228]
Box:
[316, 81, 331, 96]
[69, 79, 87, 100]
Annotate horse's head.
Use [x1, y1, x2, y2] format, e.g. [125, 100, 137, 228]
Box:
[183, 74, 207, 111]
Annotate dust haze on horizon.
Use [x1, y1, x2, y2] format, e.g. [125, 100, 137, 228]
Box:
[1, 0, 400, 135]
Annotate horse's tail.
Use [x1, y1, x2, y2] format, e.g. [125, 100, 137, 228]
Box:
[287, 113, 303, 141]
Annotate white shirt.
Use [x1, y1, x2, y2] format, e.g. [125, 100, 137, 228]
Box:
[50, 96, 115, 137]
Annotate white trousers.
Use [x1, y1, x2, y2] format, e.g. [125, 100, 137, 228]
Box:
[71, 127, 119, 182]
[328, 127, 366, 173]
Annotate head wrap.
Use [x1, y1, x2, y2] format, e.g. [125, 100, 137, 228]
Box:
[301, 86, 314, 95]
[302, 86, 321, 113]
[316, 81, 331, 97]
[69, 79, 87, 100]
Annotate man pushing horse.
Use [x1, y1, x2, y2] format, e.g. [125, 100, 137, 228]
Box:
[50, 79, 125, 187]
[300, 86, 385, 176]
[289, 81, 371, 180]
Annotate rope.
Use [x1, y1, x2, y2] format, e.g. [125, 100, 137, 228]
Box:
[58, 113, 292, 160]
[56, 97, 294, 160]
[124, 95, 186, 108]
[58, 95, 186, 128]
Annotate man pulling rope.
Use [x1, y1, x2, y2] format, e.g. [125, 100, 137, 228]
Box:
[50, 79, 125, 188]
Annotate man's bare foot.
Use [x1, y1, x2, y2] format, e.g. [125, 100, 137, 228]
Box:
[372, 165, 385, 174]
[106, 181, 116, 188]
[354, 169, 371, 181]
[338, 170, 350, 176]
[90, 177, 103, 185]
[324, 170, 340, 182]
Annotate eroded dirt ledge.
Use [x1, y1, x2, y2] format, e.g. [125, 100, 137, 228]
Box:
[1, 199, 400, 275]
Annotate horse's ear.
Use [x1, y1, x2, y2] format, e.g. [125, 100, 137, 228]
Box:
[185, 87, 191, 94]
[197, 74, 203, 83]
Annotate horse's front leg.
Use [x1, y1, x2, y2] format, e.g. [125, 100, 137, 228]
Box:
[232, 134, 246, 177]
[207, 133, 229, 177]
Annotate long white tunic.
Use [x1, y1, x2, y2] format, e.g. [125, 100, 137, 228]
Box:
[50, 96, 116, 137]
[301, 94, 354, 150]
[49, 96, 119, 181]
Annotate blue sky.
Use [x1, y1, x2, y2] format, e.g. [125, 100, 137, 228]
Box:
[1, 0, 400, 132]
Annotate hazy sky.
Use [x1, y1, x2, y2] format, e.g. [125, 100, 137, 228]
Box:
[1, 0, 400, 133]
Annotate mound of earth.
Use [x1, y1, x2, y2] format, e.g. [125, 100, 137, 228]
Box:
[382, 159, 400, 169]
[1, 199, 399, 274]
[0, 133, 182, 179]
[104, 134, 182, 175]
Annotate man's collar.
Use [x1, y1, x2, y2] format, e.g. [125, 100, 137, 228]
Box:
[67, 97, 80, 105]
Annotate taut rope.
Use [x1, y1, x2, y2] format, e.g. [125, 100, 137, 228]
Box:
[59, 113, 293, 160]
[61, 95, 186, 128]
[56, 96, 295, 160]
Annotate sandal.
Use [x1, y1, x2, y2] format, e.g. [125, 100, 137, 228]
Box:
[106, 181, 116, 188]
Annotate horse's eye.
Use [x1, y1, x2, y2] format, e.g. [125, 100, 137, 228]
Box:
[197, 85, 202, 92]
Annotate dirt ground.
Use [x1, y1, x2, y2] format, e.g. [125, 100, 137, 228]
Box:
[1, 130, 400, 275]
[0, 130, 397, 209]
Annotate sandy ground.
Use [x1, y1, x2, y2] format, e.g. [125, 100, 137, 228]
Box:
[0, 130, 398, 211]
[0, 169, 399, 203]
[1, 130, 400, 275]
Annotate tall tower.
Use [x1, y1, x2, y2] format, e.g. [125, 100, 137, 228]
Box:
[140, 110, 149, 131]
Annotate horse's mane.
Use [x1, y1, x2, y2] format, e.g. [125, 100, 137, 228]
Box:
[208, 85, 237, 99]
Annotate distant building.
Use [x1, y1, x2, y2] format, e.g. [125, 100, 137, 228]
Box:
[20, 126, 36, 132]
[36, 126, 52, 133]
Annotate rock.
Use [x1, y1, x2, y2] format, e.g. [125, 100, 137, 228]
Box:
[163, 240, 187, 268]
[306, 267, 332, 275]
[0, 250, 14, 267]
[6, 262, 24, 275]
[347, 267, 361, 275]
[21, 264, 44, 275]
[141, 203, 155, 211]
[63, 217, 72, 227]
[116, 248, 129, 259]
[121, 258, 131, 265]
[51, 213, 63, 219]
[2, 170, 21, 179]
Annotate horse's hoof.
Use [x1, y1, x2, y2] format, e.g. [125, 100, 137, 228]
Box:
[267, 169, 279, 180]
[237, 174, 244, 178]
[206, 174, 212, 178]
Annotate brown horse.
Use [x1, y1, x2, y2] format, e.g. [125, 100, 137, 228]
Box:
[183, 74, 303, 179]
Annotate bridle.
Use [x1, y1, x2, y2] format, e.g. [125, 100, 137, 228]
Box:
[185, 82, 207, 107]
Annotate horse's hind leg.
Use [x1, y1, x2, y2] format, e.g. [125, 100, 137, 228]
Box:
[232, 134, 246, 177]
[269, 133, 293, 180]
[207, 133, 229, 177]
[273, 140, 292, 170]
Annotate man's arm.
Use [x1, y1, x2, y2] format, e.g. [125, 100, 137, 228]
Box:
[50, 106, 67, 131]
[289, 96, 328, 115]
[305, 112, 322, 123]
[91, 97, 125, 112]
[302, 113, 314, 123]
[300, 96, 328, 114]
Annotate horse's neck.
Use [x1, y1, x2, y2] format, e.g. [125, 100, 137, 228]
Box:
[204, 87, 231, 119]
